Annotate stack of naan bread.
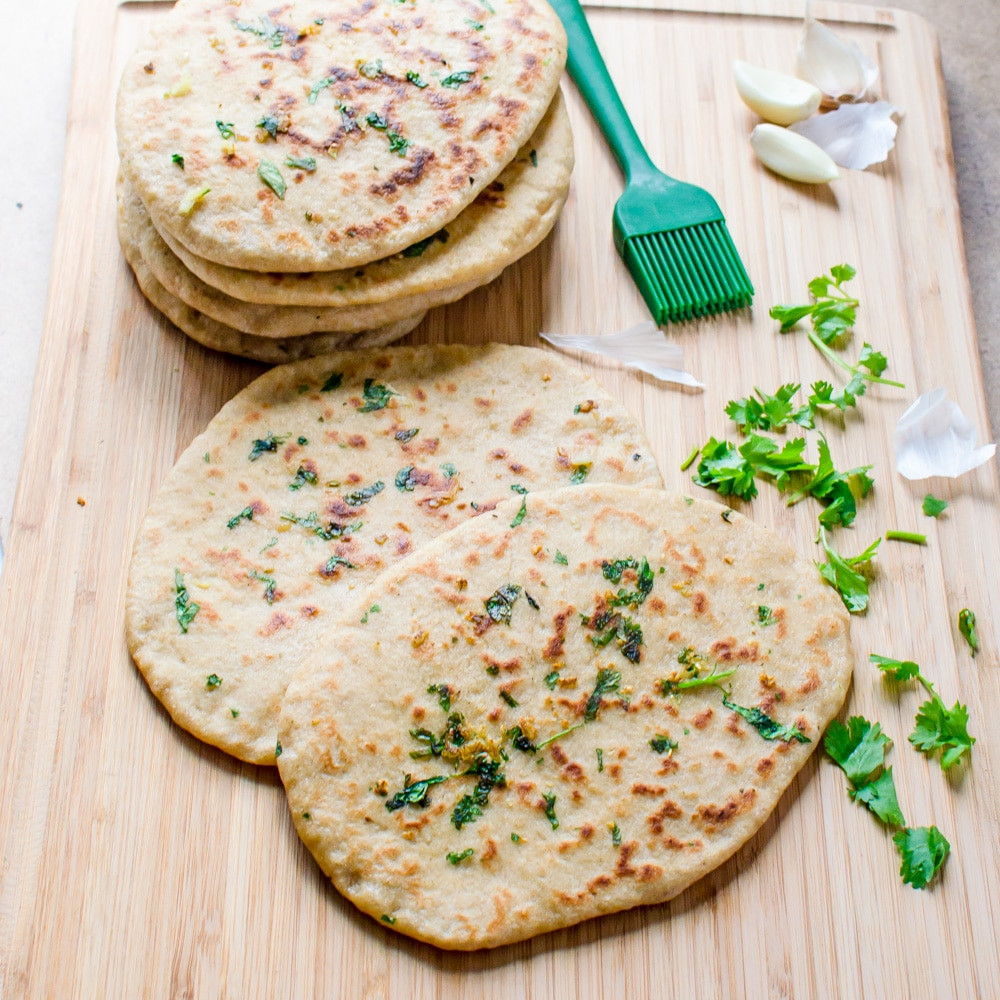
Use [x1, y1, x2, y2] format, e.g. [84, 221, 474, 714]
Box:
[115, 0, 572, 360]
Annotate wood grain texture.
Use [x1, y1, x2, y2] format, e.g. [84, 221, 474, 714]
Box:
[1, 1, 998, 997]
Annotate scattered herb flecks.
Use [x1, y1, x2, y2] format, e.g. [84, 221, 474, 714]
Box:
[359, 378, 397, 412]
[258, 159, 287, 199]
[227, 506, 254, 529]
[343, 480, 385, 506]
[542, 792, 559, 830]
[485, 584, 521, 625]
[249, 431, 287, 461]
[584, 668, 621, 722]
[385, 773, 448, 811]
[174, 569, 200, 633]
[441, 70, 474, 88]
[446, 848, 475, 865]
[722, 694, 809, 743]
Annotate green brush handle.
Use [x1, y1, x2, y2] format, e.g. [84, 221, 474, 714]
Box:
[549, 0, 664, 183]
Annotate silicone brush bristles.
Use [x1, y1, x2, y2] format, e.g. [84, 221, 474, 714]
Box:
[623, 222, 754, 324]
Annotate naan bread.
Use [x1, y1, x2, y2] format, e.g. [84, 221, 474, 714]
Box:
[119, 174, 493, 337]
[157, 92, 574, 308]
[277, 485, 853, 949]
[119, 213, 425, 361]
[116, 0, 567, 271]
[126, 347, 662, 764]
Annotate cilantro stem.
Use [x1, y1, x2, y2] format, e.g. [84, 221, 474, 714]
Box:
[679, 445, 699, 472]
[536, 723, 584, 751]
[885, 530, 927, 545]
[807, 329, 905, 388]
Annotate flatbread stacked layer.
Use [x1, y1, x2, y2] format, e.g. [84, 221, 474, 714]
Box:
[277, 485, 854, 948]
[114, 0, 571, 359]
[125, 345, 663, 765]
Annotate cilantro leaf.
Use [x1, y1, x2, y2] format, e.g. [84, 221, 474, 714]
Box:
[725, 384, 810, 433]
[851, 767, 906, 827]
[817, 527, 879, 613]
[824, 716, 893, 787]
[359, 379, 397, 412]
[922, 494, 948, 518]
[910, 696, 975, 770]
[584, 668, 621, 722]
[869, 653, 921, 682]
[893, 826, 950, 889]
[692, 437, 757, 499]
[721, 695, 810, 743]
[385, 773, 448, 811]
[738, 434, 812, 490]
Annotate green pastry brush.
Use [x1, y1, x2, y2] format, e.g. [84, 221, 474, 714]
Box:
[550, 0, 753, 322]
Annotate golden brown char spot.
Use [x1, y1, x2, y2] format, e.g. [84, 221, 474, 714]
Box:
[259, 611, 293, 637]
[412, 705, 426, 721]
[692, 707, 714, 729]
[508, 461, 525, 474]
[725, 713, 745, 737]
[631, 783, 667, 797]
[543, 605, 574, 660]
[657, 757, 680, 775]
[647, 800, 683, 834]
[562, 762, 585, 782]
[712, 749, 726, 760]
[550, 744, 568, 766]
[508, 784, 535, 811]
[300, 605, 319, 618]
[481, 839, 498, 863]
[756, 756, 775, 777]
[475, 397, 493, 408]
[647, 596, 667, 614]
[347, 434, 366, 448]
[606, 764, 622, 780]
[579, 824, 595, 840]
[511, 409, 533, 432]
[798, 668, 821, 695]
[489, 448, 508, 460]
[694, 788, 757, 831]
[488, 707, 503, 722]
[615, 842, 638, 877]
[691, 592, 708, 615]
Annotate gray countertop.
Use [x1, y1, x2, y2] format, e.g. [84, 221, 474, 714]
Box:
[0, 0, 996, 553]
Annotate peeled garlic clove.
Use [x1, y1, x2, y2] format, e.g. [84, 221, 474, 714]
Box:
[733, 60, 822, 126]
[790, 101, 900, 170]
[749, 124, 840, 184]
[796, 11, 879, 103]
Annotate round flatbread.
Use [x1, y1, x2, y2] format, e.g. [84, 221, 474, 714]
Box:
[158, 90, 574, 308]
[116, 0, 567, 272]
[277, 485, 853, 949]
[119, 212, 425, 361]
[120, 174, 494, 337]
[126, 347, 663, 764]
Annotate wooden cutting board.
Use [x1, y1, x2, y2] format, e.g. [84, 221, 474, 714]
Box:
[2, 1, 998, 996]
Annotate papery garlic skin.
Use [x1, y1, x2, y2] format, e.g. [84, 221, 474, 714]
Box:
[733, 60, 822, 125]
[749, 123, 840, 184]
[796, 10, 879, 103]
[540, 321, 703, 388]
[894, 387, 996, 480]
[790, 101, 899, 170]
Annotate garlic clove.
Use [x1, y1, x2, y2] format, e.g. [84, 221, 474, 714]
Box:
[796, 10, 879, 104]
[790, 101, 900, 170]
[749, 123, 839, 184]
[733, 60, 822, 126]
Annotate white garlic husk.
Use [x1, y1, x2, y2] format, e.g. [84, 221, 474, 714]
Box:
[796, 4, 879, 104]
[790, 101, 899, 170]
[540, 321, 703, 389]
[733, 60, 822, 126]
[894, 388, 996, 480]
[749, 123, 839, 184]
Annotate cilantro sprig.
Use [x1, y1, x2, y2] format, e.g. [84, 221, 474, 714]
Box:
[825, 714, 950, 889]
[958, 609, 979, 657]
[871, 655, 975, 770]
[769, 265, 904, 391]
[817, 527, 880, 613]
